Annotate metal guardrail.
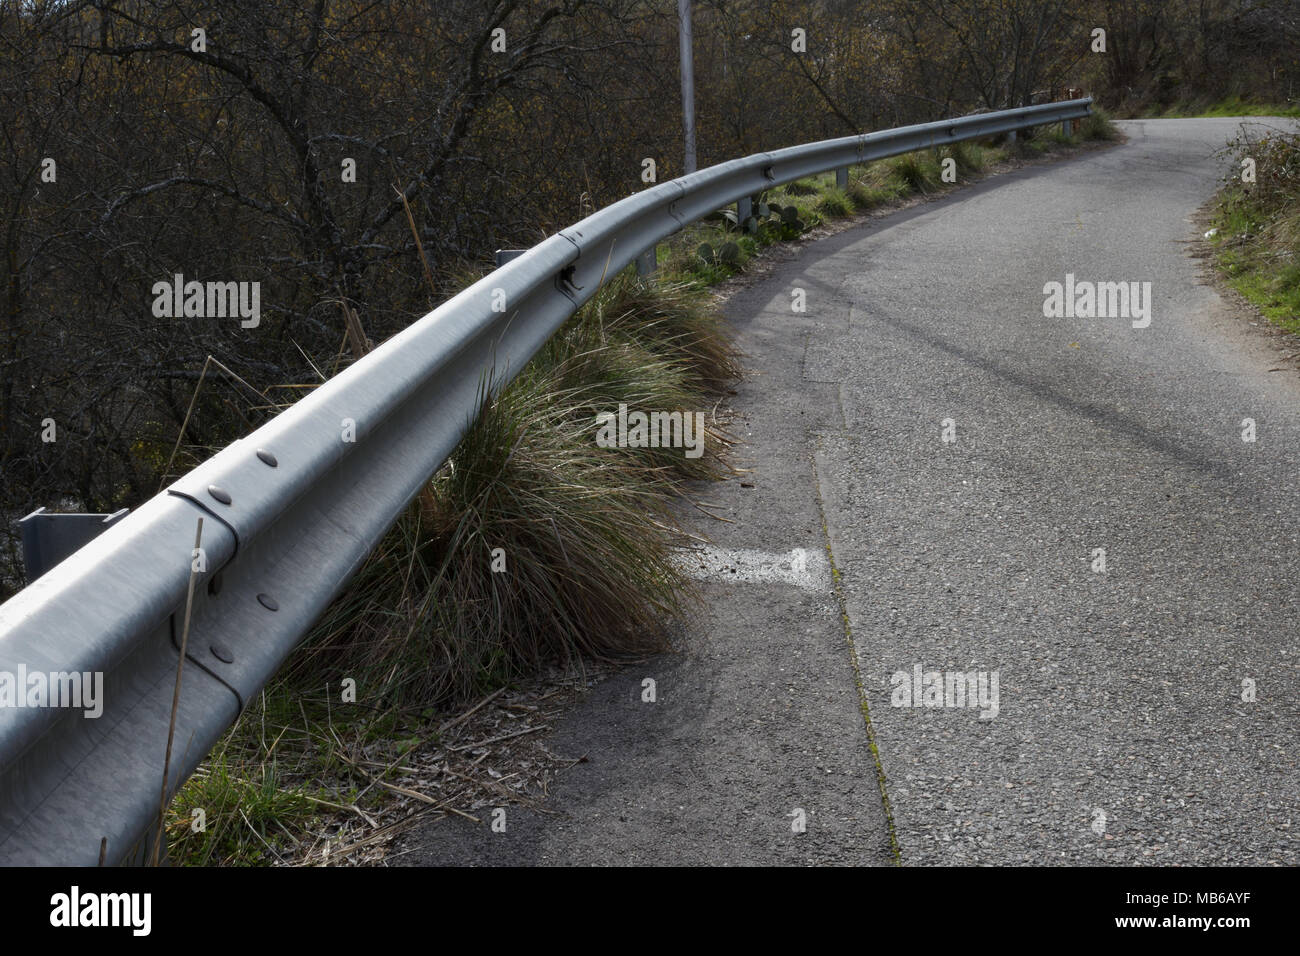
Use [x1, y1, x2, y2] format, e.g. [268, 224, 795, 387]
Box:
[0, 98, 1091, 865]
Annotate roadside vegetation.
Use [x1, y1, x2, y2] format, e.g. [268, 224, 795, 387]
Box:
[1148, 96, 1300, 120]
[1207, 128, 1300, 332]
[657, 112, 1118, 289]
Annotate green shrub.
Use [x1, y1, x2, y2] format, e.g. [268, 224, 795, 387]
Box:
[1079, 108, 1119, 141]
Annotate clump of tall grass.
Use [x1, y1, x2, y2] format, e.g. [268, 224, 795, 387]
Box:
[783, 178, 822, 196]
[572, 274, 742, 395]
[891, 151, 941, 192]
[816, 187, 853, 217]
[944, 139, 985, 174]
[297, 273, 738, 706]
[1064, 108, 1121, 145]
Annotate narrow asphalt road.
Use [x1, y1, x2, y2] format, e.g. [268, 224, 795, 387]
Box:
[405, 118, 1298, 866]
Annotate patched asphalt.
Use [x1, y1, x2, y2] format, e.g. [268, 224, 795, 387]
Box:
[404, 118, 1298, 866]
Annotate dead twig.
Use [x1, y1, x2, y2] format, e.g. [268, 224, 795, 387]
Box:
[153, 516, 204, 866]
[448, 724, 546, 752]
[437, 687, 506, 736]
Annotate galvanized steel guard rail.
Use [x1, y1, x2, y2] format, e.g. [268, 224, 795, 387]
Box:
[0, 98, 1091, 865]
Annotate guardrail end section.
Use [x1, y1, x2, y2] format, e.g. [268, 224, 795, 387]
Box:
[19, 508, 129, 585]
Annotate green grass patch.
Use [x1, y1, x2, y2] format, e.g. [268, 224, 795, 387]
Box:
[815, 186, 853, 218]
[890, 151, 941, 192]
[845, 181, 889, 210]
[944, 138, 987, 174]
[1155, 95, 1300, 119]
[1209, 128, 1300, 333]
[166, 691, 360, 866]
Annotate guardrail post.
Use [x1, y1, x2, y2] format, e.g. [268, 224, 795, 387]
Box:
[1062, 118, 1073, 137]
[635, 248, 657, 278]
[737, 195, 752, 230]
[836, 168, 848, 189]
[494, 249, 526, 268]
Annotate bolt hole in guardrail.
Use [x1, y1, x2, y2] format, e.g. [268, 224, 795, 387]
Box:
[0, 98, 1090, 865]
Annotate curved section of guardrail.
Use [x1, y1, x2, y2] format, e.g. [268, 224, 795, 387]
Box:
[0, 98, 1091, 865]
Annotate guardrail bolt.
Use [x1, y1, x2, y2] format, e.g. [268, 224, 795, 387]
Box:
[257, 593, 279, 611]
[210, 643, 234, 664]
[207, 485, 232, 505]
[256, 449, 278, 467]
[558, 264, 581, 295]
